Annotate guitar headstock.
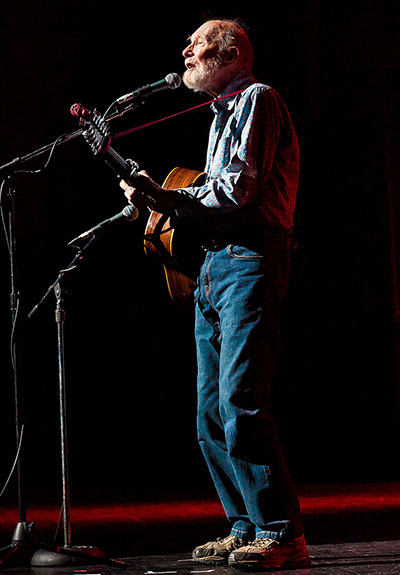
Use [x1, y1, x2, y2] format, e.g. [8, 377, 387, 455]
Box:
[82, 111, 112, 155]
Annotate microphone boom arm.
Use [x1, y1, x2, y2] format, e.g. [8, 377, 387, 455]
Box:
[0, 102, 140, 178]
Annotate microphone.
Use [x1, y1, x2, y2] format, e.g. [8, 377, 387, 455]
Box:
[115, 73, 181, 107]
[68, 204, 139, 245]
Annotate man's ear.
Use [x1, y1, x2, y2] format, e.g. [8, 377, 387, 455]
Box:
[223, 46, 239, 65]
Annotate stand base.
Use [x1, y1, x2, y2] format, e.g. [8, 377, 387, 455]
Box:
[0, 521, 36, 567]
[0, 543, 23, 566]
[31, 548, 74, 567]
[31, 545, 126, 568]
[12, 521, 35, 543]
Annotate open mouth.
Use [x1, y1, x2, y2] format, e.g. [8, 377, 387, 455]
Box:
[185, 60, 196, 70]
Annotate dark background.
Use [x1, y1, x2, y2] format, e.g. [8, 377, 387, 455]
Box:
[1, 0, 400, 509]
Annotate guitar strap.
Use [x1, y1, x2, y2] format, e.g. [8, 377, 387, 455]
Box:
[113, 90, 245, 140]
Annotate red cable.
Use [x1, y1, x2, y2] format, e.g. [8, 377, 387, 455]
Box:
[113, 90, 245, 140]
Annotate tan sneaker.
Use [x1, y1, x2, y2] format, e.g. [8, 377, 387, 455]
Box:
[192, 534, 247, 564]
[228, 534, 310, 569]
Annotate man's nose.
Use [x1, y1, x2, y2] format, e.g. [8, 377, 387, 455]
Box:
[182, 44, 193, 58]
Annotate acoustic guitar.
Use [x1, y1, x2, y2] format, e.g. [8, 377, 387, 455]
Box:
[81, 109, 205, 311]
[144, 166, 205, 311]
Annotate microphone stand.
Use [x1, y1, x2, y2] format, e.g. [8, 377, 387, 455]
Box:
[28, 237, 126, 568]
[0, 100, 139, 568]
[0, 177, 35, 566]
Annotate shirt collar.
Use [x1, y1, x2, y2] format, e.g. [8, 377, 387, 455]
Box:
[210, 70, 255, 114]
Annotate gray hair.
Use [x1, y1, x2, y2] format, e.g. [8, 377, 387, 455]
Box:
[205, 19, 254, 71]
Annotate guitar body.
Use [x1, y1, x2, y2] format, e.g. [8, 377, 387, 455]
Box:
[144, 167, 205, 311]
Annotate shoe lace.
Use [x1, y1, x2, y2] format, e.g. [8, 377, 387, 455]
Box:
[218, 535, 235, 543]
[252, 538, 275, 548]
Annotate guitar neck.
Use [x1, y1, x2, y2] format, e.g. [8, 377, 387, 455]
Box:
[81, 110, 139, 184]
[103, 146, 139, 186]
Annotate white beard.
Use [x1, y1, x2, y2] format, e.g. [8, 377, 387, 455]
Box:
[183, 57, 221, 93]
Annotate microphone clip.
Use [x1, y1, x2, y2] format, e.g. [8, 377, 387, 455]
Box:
[113, 98, 146, 114]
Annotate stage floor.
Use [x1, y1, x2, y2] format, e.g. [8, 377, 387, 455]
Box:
[1, 541, 400, 575]
[1, 483, 400, 573]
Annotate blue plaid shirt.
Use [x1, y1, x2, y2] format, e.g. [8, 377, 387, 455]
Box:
[180, 71, 299, 233]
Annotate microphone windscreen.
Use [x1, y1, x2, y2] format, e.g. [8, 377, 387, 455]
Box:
[166, 73, 181, 89]
[123, 204, 139, 221]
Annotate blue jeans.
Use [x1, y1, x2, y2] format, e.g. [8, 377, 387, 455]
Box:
[194, 241, 303, 542]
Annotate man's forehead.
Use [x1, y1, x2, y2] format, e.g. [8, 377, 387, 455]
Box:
[187, 21, 217, 42]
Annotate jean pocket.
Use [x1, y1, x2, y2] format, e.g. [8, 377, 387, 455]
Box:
[227, 244, 265, 261]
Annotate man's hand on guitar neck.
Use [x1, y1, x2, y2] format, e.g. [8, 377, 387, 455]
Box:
[120, 170, 193, 212]
[120, 170, 163, 209]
